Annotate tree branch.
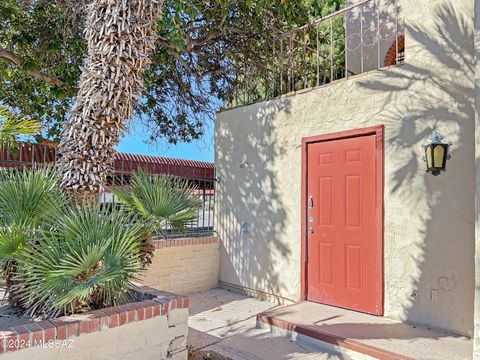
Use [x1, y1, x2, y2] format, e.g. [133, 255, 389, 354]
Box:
[0, 46, 66, 88]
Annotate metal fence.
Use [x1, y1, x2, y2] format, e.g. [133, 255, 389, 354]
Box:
[0, 142, 216, 239]
[231, 0, 404, 107]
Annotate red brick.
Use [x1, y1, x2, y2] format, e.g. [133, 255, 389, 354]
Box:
[119, 310, 127, 326]
[127, 309, 136, 323]
[89, 317, 100, 333]
[79, 320, 89, 334]
[145, 305, 153, 319]
[102, 308, 119, 328]
[136, 306, 145, 321]
[9, 326, 28, 351]
[152, 304, 161, 317]
[0, 332, 17, 353]
[162, 303, 169, 315]
[89, 310, 109, 331]
[24, 323, 43, 345]
[49, 319, 67, 340]
[66, 321, 79, 338]
[37, 320, 56, 342]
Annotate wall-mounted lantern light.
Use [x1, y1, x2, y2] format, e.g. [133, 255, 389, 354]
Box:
[422, 131, 452, 176]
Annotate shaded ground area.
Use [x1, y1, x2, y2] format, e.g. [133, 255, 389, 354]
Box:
[189, 346, 232, 360]
[0, 280, 32, 328]
[258, 301, 473, 360]
[187, 288, 346, 360]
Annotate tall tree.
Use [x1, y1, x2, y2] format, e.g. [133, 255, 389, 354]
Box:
[1, 0, 344, 144]
[56, 0, 163, 201]
[1, 0, 344, 199]
[0, 0, 85, 139]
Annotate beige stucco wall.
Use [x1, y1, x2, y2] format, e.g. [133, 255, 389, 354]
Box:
[216, 0, 475, 336]
[139, 241, 219, 294]
[474, 0, 480, 356]
[3, 308, 188, 360]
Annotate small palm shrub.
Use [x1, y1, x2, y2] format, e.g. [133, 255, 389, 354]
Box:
[0, 168, 67, 293]
[112, 171, 200, 266]
[14, 206, 144, 317]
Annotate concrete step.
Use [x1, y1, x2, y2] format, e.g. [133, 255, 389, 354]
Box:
[256, 302, 473, 360]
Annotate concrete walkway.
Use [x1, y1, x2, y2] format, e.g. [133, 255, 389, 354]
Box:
[258, 301, 473, 360]
[188, 288, 351, 360]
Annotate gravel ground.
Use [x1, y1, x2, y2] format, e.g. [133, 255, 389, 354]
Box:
[188, 346, 232, 360]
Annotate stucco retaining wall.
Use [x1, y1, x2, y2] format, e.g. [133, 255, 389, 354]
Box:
[216, 0, 475, 336]
[139, 237, 219, 294]
[0, 287, 188, 359]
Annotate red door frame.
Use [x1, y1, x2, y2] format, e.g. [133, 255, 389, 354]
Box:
[300, 125, 384, 315]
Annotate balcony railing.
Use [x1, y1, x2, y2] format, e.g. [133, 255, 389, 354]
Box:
[229, 0, 404, 108]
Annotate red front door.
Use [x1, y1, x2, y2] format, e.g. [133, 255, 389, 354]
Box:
[306, 134, 382, 315]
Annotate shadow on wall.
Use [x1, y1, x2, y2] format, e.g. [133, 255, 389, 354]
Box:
[215, 96, 293, 302]
[358, 2, 475, 335]
[215, 0, 475, 338]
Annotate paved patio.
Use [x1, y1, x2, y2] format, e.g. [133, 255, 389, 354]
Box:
[188, 288, 359, 360]
[188, 288, 473, 360]
[258, 301, 473, 360]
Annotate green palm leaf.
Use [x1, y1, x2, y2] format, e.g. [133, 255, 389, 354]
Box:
[0, 105, 40, 146]
[14, 205, 144, 317]
[0, 168, 68, 294]
[112, 171, 200, 234]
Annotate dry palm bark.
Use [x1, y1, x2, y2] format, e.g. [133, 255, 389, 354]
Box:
[57, 0, 163, 203]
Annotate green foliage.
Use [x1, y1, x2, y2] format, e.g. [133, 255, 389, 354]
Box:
[0, 1, 85, 139]
[0, 105, 39, 145]
[0, 168, 150, 318]
[0, 167, 67, 287]
[1, 0, 344, 144]
[113, 171, 200, 234]
[15, 206, 144, 317]
[0, 167, 67, 227]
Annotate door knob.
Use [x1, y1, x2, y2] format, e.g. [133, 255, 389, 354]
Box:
[308, 227, 314, 234]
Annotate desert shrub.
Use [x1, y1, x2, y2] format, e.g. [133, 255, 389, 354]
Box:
[14, 205, 144, 317]
[112, 171, 199, 266]
[0, 168, 67, 291]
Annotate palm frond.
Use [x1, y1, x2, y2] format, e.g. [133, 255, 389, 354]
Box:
[0, 167, 68, 228]
[112, 171, 200, 233]
[14, 205, 144, 317]
[0, 106, 40, 146]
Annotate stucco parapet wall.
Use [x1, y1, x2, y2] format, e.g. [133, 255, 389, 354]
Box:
[0, 285, 188, 356]
[216, 65, 403, 114]
[152, 236, 218, 249]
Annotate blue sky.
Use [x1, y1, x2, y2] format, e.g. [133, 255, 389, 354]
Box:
[115, 120, 214, 162]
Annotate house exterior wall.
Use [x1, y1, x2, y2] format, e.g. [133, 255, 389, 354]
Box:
[215, 0, 475, 336]
[473, 0, 480, 356]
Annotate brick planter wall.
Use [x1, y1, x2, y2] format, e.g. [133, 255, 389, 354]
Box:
[140, 236, 219, 294]
[0, 286, 188, 360]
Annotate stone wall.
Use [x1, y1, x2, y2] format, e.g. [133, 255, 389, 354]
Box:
[0, 287, 188, 359]
[139, 237, 219, 294]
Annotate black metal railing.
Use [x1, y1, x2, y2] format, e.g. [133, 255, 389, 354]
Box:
[0, 142, 216, 239]
[229, 0, 404, 108]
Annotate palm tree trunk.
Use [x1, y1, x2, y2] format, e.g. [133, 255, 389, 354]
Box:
[57, 0, 163, 203]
